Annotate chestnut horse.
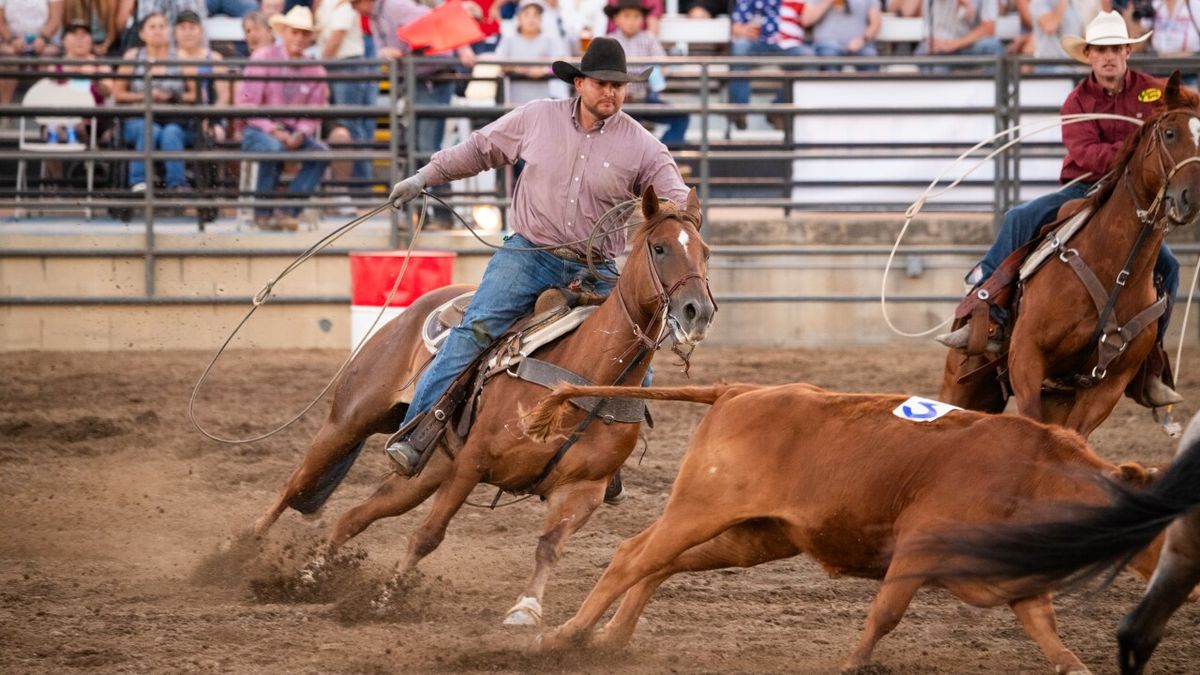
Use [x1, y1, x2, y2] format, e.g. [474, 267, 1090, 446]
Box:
[523, 382, 1164, 673]
[921, 411, 1200, 675]
[251, 187, 714, 625]
[941, 73, 1200, 437]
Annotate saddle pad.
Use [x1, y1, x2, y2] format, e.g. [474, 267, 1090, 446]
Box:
[421, 291, 599, 358]
[489, 305, 599, 370]
[1018, 205, 1094, 282]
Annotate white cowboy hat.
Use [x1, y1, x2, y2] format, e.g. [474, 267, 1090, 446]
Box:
[269, 5, 316, 33]
[1061, 10, 1151, 64]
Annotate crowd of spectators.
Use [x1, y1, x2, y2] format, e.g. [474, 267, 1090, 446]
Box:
[2, 0, 1196, 227]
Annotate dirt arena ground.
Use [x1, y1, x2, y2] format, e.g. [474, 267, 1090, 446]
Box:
[2, 345, 1198, 674]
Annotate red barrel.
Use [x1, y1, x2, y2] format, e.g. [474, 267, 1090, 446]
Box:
[349, 251, 456, 348]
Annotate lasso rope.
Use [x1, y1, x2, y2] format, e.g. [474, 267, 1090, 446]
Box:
[880, 112, 1147, 338]
[882, 112, 1198, 435]
[189, 193, 647, 445]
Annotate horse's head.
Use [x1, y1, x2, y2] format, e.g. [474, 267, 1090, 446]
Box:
[626, 185, 715, 347]
[1131, 71, 1200, 228]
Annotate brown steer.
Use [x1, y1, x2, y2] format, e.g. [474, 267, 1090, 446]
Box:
[523, 383, 1163, 673]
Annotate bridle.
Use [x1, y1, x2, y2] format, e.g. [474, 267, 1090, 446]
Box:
[612, 211, 715, 362]
[1124, 109, 1200, 228]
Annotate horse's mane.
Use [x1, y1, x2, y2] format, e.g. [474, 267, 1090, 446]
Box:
[1082, 83, 1200, 209]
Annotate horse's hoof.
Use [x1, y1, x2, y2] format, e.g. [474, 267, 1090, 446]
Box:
[503, 596, 542, 627]
[1056, 667, 1092, 675]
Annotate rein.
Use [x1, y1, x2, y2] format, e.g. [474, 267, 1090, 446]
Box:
[1067, 110, 1200, 382]
[520, 214, 712, 498]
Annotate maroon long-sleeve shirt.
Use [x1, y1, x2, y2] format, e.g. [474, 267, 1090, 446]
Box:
[1059, 69, 1163, 184]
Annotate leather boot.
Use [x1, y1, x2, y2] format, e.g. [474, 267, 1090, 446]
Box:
[935, 324, 1002, 353]
[1145, 375, 1184, 407]
[385, 439, 422, 476]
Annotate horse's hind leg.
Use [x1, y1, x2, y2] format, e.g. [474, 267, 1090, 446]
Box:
[254, 420, 379, 537]
[1117, 518, 1200, 675]
[1008, 593, 1089, 674]
[503, 479, 607, 627]
[596, 519, 798, 649]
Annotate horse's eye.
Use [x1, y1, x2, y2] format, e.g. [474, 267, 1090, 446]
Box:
[1165, 128, 1177, 141]
[653, 244, 665, 255]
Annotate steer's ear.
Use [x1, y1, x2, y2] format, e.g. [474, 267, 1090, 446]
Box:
[1111, 461, 1155, 488]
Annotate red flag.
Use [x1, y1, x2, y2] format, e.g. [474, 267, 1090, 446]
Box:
[397, 0, 486, 54]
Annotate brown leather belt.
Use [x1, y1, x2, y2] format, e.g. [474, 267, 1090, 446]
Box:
[547, 246, 607, 265]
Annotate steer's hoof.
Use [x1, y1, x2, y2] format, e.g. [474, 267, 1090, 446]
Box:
[503, 595, 542, 627]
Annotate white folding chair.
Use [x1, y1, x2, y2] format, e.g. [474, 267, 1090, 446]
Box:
[15, 78, 98, 219]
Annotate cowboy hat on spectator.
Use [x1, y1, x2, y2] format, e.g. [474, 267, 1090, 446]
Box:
[604, 0, 650, 18]
[269, 5, 316, 33]
[552, 36, 650, 84]
[1061, 10, 1151, 64]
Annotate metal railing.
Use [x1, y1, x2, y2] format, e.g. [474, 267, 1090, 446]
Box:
[1, 53, 1198, 313]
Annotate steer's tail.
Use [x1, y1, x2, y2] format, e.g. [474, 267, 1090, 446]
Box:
[523, 383, 752, 442]
[929, 414, 1200, 591]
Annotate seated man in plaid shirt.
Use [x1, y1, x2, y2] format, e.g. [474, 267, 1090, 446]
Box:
[606, 0, 689, 146]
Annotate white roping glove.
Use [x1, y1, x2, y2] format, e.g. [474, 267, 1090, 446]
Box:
[389, 173, 427, 209]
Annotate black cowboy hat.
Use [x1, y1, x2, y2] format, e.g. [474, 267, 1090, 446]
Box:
[604, 0, 650, 18]
[552, 36, 651, 84]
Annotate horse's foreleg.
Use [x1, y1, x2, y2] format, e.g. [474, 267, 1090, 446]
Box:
[392, 457, 483, 577]
[1062, 372, 1134, 438]
[503, 479, 606, 627]
[1009, 342, 1047, 422]
[597, 520, 798, 649]
[1008, 593, 1089, 674]
[253, 422, 369, 537]
[1117, 518, 1200, 675]
[327, 451, 453, 552]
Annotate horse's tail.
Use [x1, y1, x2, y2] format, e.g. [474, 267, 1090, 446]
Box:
[928, 422, 1200, 591]
[523, 383, 748, 443]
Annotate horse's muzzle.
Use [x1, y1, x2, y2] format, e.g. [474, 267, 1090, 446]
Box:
[668, 290, 716, 346]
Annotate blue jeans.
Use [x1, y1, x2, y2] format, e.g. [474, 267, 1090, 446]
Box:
[414, 79, 455, 159]
[123, 118, 190, 188]
[329, 59, 378, 180]
[206, 0, 257, 16]
[728, 39, 814, 106]
[241, 126, 330, 217]
[403, 234, 654, 426]
[639, 91, 690, 147]
[978, 182, 1180, 340]
[813, 42, 879, 71]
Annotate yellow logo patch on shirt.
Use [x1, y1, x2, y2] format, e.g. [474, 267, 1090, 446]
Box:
[1139, 88, 1162, 103]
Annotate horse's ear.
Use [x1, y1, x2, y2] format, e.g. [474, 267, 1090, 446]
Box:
[686, 188, 700, 218]
[1165, 71, 1182, 106]
[641, 185, 659, 220]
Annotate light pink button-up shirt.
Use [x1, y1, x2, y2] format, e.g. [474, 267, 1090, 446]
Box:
[237, 44, 330, 138]
[418, 97, 689, 260]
